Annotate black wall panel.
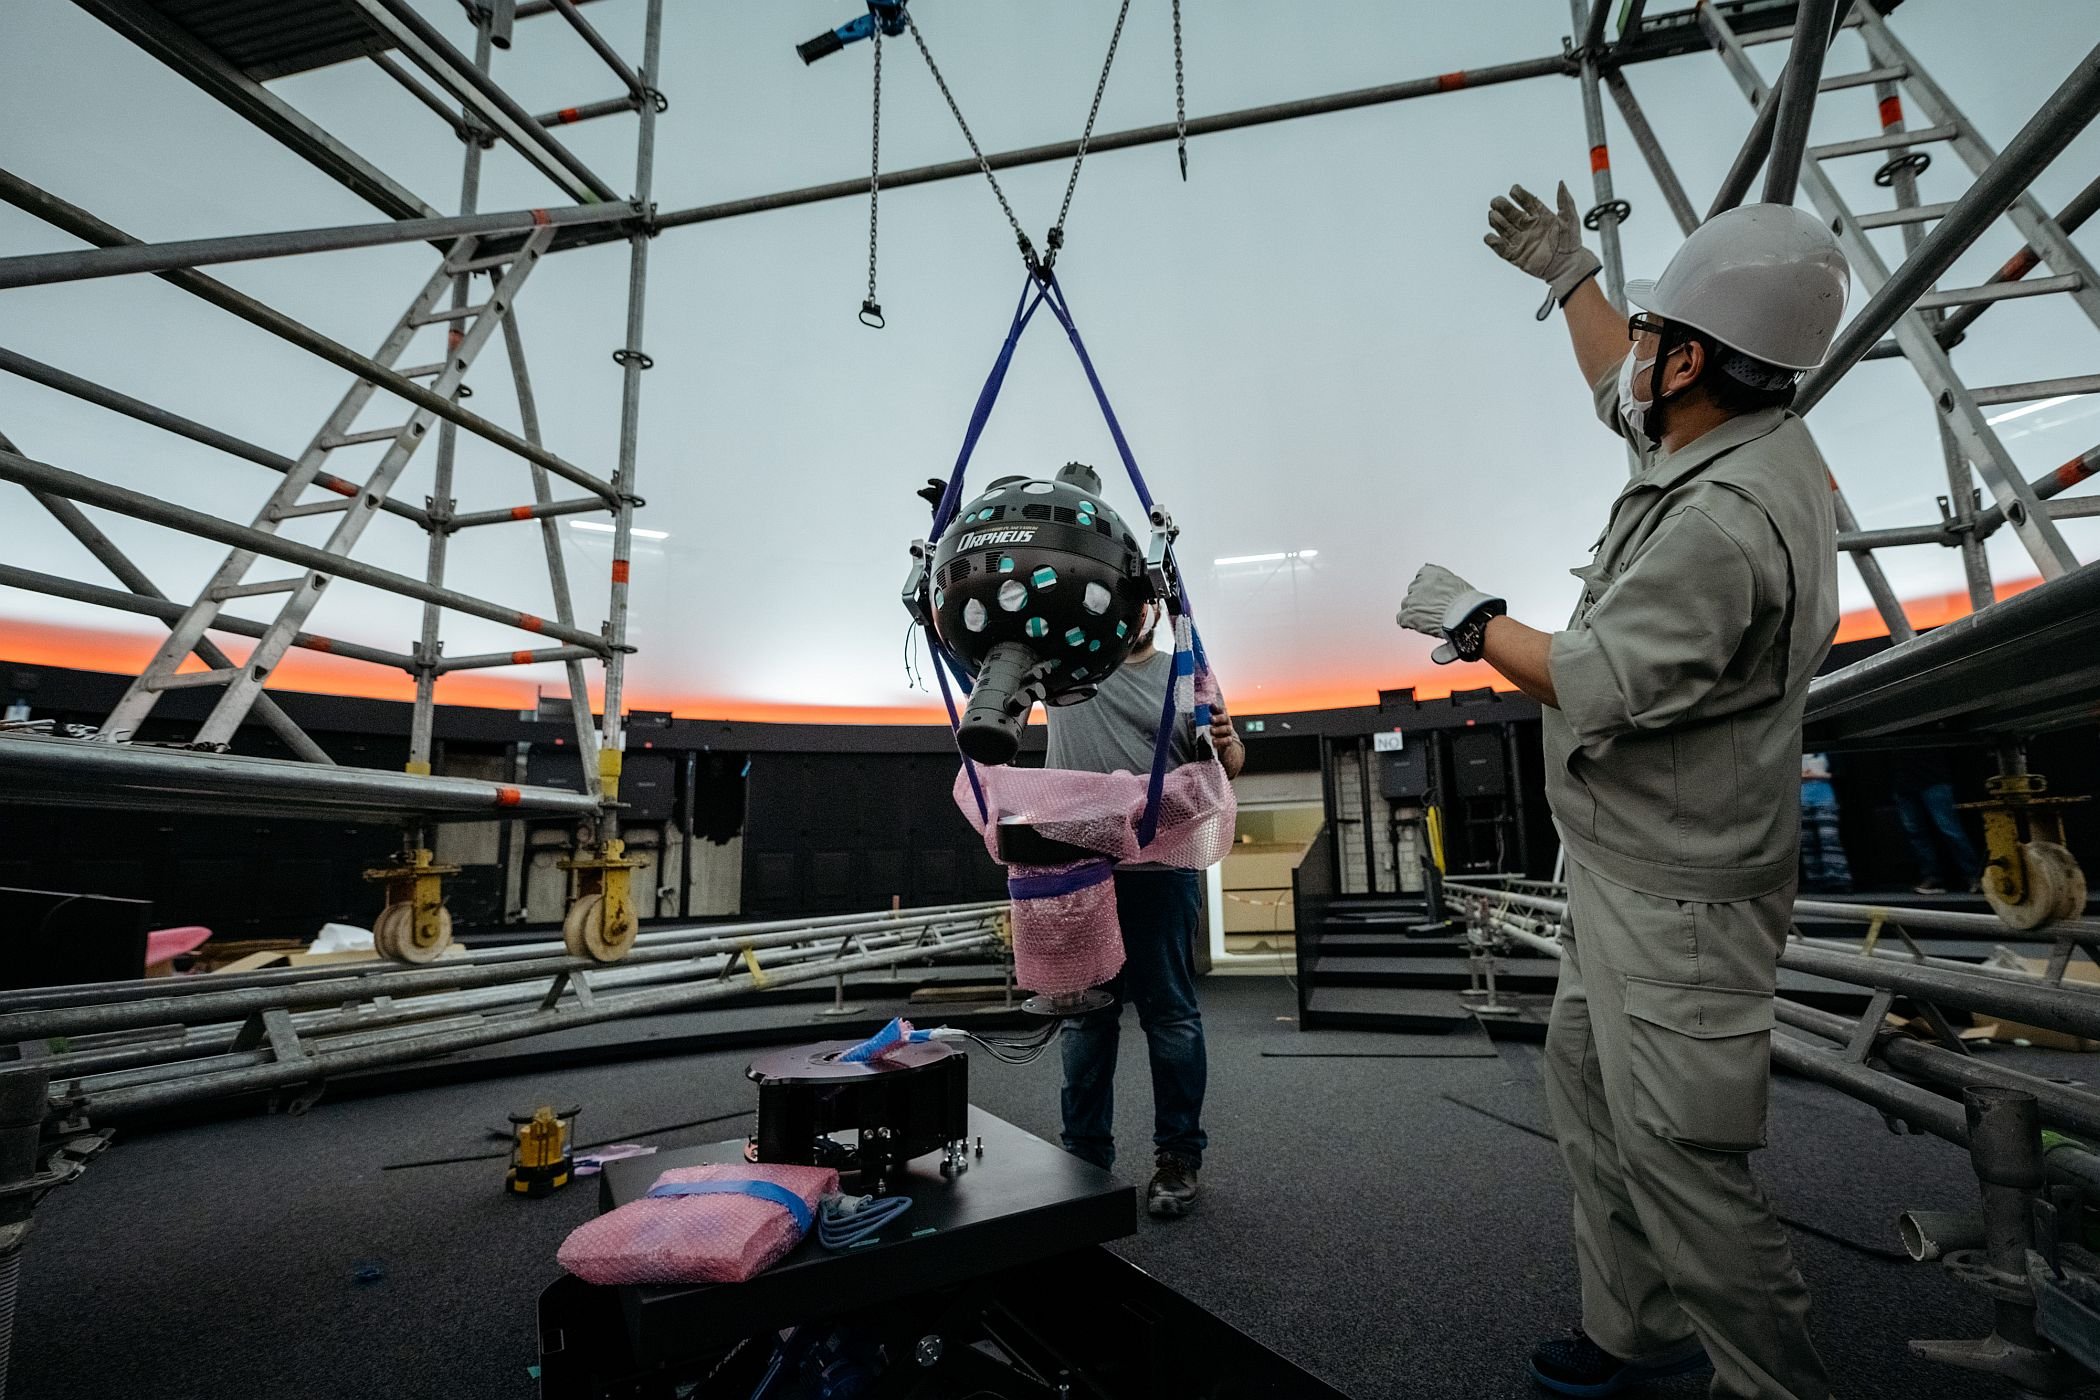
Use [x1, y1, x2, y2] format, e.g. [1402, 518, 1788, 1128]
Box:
[740, 752, 1005, 915]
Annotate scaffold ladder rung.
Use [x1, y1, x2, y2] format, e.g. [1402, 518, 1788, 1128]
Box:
[1972, 374, 2100, 407]
[446, 251, 525, 274]
[272, 498, 357, 521]
[145, 668, 240, 692]
[1914, 273, 2082, 311]
[211, 578, 307, 601]
[1819, 65, 1908, 93]
[410, 302, 491, 326]
[1809, 124, 1958, 160]
[319, 425, 416, 449]
[397, 362, 448, 379]
[1858, 202, 1954, 229]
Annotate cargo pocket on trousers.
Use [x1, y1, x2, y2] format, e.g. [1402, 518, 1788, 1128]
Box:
[1624, 976, 1775, 1152]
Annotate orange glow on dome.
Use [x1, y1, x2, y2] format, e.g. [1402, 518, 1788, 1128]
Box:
[0, 577, 2046, 726]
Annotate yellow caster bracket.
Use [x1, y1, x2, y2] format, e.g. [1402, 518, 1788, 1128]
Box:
[559, 839, 646, 962]
[363, 849, 460, 964]
[1966, 773, 2089, 930]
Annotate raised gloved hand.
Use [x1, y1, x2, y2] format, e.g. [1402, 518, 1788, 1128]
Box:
[1485, 182, 1602, 322]
[1397, 564, 1507, 665]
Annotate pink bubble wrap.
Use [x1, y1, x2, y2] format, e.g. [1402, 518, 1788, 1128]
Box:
[955, 759, 1238, 871]
[556, 1161, 839, 1286]
[955, 759, 1237, 997]
[1006, 861, 1123, 995]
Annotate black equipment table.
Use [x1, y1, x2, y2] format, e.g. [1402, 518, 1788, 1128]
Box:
[537, 1105, 1349, 1399]
[601, 1106, 1130, 1363]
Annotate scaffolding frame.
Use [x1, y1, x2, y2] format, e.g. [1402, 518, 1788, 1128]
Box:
[3, 0, 2098, 942]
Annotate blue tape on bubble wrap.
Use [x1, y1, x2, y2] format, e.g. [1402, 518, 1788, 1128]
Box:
[1007, 860, 1114, 900]
[645, 1179, 813, 1234]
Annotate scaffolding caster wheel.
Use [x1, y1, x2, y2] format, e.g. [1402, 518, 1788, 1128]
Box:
[563, 892, 637, 963]
[374, 901, 453, 963]
[1983, 840, 2087, 930]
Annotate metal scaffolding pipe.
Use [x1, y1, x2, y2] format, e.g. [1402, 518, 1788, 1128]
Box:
[1972, 444, 2100, 536]
[1781, 943, 2100, 1041]
[48, 921, 996, 1084]
[352, 0, 619, 203]
[0, 347, 428, 527]
[0, 564, 411, 671]
[1797, 40, 2100, 413]
[0, 908, 1003, 1035]
[533, 95, 642, 128]
[651, 54, 1574, 234]
[446, 497, 605, 530]
[84, 930, 998, 1117]
[0, 171, 621, 506]
[0, 447, 611, 653]
[1777, 997, 2100, 1141]
[544, 0, 648, 102]
[0, 901, 1003, 1015]
[1759, 0, 1841, 204]
[1605, 71, 1700, 236]
[1938, 171, 2100, 344]
[0, 201, 633, 291]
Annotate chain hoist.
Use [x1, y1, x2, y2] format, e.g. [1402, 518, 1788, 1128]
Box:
[1173, 0, 1187, 180]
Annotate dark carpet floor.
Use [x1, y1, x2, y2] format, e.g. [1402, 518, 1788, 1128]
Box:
[10, 976, 2082, 1400]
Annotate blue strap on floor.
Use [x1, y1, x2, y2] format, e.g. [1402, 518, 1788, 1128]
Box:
[645, 1179, 813, 1235]
[921, 271, 1212, 842]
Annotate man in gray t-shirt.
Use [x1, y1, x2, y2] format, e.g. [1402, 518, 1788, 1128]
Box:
[1042, 602, 1243, 1218]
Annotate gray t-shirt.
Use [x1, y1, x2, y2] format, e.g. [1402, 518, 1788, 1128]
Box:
[1043, 649, 1198, 776]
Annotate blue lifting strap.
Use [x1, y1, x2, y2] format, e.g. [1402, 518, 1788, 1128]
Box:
[923, 272, 1210, 847]
[645, 1178, 814, 1234]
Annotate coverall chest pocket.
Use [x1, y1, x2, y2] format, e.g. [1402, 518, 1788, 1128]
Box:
[1623, 976, 1775, 1152]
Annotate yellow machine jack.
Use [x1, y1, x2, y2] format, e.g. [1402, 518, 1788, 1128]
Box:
[558, 748, 645, 962]
[363, 846, 460, 964]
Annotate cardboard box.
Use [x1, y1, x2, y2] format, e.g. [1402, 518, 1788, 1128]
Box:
[1964, 953, 2100, 1050]
[1222, 845, 1306, 891]
[1223, 889, 1294, 934]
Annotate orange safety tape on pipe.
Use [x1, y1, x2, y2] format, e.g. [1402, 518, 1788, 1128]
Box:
[518, 613, 546, 633]
[511, 650, 535, 665]
[1878, 95, 1904, 129]
[1436, 71, 1467, 92]
[611, 559, 630, 585]
[509, 505, 534, 520]
[1589, 144, 1609, 172]
[495, 787, 523, 808]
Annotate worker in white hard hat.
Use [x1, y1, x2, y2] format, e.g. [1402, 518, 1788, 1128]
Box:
[1397, 184, 1850, 1400]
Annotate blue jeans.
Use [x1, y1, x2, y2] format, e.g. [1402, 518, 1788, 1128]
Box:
[1799, 778, 1852, 892]
[1894, 782, 1980, 887]
[1059, 869, 1207, 1171]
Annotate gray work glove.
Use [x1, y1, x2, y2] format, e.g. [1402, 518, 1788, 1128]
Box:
[1397, 563, 1507, 665]
[1485, 181, 1603, 322]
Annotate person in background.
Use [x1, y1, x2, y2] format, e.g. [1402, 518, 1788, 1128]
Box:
[1045, 596, 1245, 1219]
[1799, 752, 1852, 893]
[1892, 748, 1981, 894]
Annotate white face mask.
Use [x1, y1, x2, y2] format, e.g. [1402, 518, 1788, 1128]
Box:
[1616, 345, 1656, 442]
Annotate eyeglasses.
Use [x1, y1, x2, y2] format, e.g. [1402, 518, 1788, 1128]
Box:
[1627, 312, 1667, 342]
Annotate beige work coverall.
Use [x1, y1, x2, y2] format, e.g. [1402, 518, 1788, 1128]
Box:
[1537, 368, 1840, 1400]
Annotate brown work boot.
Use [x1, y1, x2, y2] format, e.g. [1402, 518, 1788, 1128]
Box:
[1146, 1153, 1199, 1218]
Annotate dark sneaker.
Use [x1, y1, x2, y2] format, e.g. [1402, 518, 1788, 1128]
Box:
[1528, 1329, 1709, 1396]
[1146, 1154, 1199, 1218]
[1914, 879, 1947, 895]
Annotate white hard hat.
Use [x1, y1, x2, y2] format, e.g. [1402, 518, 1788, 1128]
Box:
[1625, 203, 1850, 371]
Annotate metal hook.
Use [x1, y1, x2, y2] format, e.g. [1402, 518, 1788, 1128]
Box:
[859, 299, 886, 329]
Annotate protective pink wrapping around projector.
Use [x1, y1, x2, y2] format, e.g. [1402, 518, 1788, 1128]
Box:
[556, 1162, 839, 1286]
[955, 756, 1238, 996]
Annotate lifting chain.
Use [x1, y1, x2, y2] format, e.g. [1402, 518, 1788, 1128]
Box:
[1046, 0, 1132, 268]
[905, 8, 1033, 265]
[905, 0, 1132, 279]
[1172, 0, 1187, 180]
[863, 27, 886, 328]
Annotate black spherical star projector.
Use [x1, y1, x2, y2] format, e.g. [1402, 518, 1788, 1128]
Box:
[927, 462, 1152, 765]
